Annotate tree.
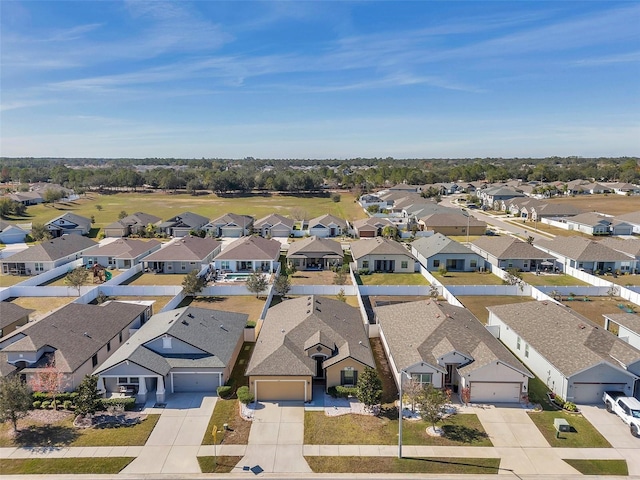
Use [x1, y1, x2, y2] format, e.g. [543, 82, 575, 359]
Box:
[75, 375, 101, 418]
[182, 270, 206, 297]
[273, 274, 291, 297]
[331, 193, 341, 203]
[403, 377, 424, 413]
[356, 367, 382, 413]
[246, 272, 269, 298]
[43, 188, 64, 206]
[417, 384, 450, 430]
[367, 204, 380, 214]
[118, 210, 128, 220]
[0, 376, 32, 432]
[438, 266, 448, 277]
[382, 225, 398, 239]
[503, 267, 524, 291]
[144, 223, 157, 238]
[336, 288, 347, 302]
[333, 269, 348, 285]
[291, 207, 308, 221]
[95, 204, 103, 211]
[30, 223, 52, 242]
[29, 359, 68, 410]
[526, 235, 535, 245]
[0, 197, 12, 218]
[65, 267, 89, 295]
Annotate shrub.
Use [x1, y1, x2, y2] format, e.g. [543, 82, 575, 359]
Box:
[245, 320, 257, 329]
[331, 193, 341, 203]
[217, 386, 232, 398]
[237, 386, 254, 405]
[32, 401, 41, 409]
[63, 400, 73, 410]
[563, 402, 578, 412]
[41, 401, 50, 409]
[327, 386, 338, 398]
[357, 268, 370, 275]
[553, 395, 565, 407]
[99, 397, 136, 411]
[335, 386, 357, 398]
[49, 400, 58, 409]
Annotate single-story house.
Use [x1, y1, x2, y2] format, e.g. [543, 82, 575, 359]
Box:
[0, 301, 151, 390]
[350, 237, 416, 273]
[487, 301, 640, 403]
[5, 191, 43, 206]
[254, 213, 295, 238]
[286, 236, 343, 270]
[158, 212, 209, 237]
[82, 238, 162, 270]
[598, 237, 640, 273]
[608, 182, 640, 196]
[0, 303, 33, 339]
[45, 212, 92, 237]
[377, 300, 532, 403]
[213, 236, 281, 273]
[143, 236, 221, 274]
[418, 212, 487, 237]
[94, 307, 247, 403]
[616, 212, 640, 235]
[246, 295, 375, 402]
[306, 214, 348, 238]
[411, 233, 484, 272]
[604, 313, 640, 352]
[204, 213, 254, 238]
[470, 236, 555, 272]
[536, 236, 633, 274]
[351, 217, 394, 238]
[558, 212, 633, 236]
[0, 220, 28, 244]
[0, 235, 97, 276]
[103, 212, 162, 237]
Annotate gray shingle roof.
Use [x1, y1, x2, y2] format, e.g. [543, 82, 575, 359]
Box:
[254, 213, 295, 229]
[0, 235, 97, 263]
[246, 296, 374, 377]
[95, 307, 248, 376]
[472, 236, 552, 260]
[82, 238, 161, 259]
[537, 236, 630, 262]
[487, 301, 640, 377]
[105, 212, 161, 230]
[411, 233, 478, 258]
[420, 212, 487, 228]
[143, 236, 220, 262]
[208, 213, 254, 227]
[350, 237, 416, 260]
[375, 300, 531, 377]
[160, 212, 208, 229]
[598, 237, 640, 257]
[603, 313, 640, 336]
[287, 236, 343, 258]
[0, 302, 148, 374]
[214, 236, 281, 261]
[352, 217, 393, 231]
[46, 212, 91, 230]
[308, 214, 347, 230]
[616, 211, 640, 226]
[0, 303, 33, 330]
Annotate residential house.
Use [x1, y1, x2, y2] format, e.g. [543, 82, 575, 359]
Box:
[158, 212, 209, 237]
[615, 212, 640, 235]
[0, 235, 97, 275]
[45, 212, 92, 237]
[418, 212, 487, 237]
[598, 237, 640, 273]
[5, 191, 43, 206]
[358, 193, 387, 209]
[607, 182, 640, 196]
[350, 237, 416, 273]
[306, 214, 348, 238]
[245, 295, 375, 402]
[487, 301, 640, 403]
[103, 212, 162, 238]
[0, 303, 33, 338]
[0, 301, 151, 390]
[604, 313, 640, 351]
[530, 203, 585, 221]
[94, 307, 247, 403]
[204, 213, 254, 238]
[559, 212, 633, 236]
[286, 236, 343, 270]
[0, 220, 27, 244]
[143, 236, 221, 274]
[377, 300, 532, 403]
[478, 186, 526, 209]
[351, 217, 394, 238]
[213, 236, 281, 273]
[470, 236, 555, 272]
[411, 233, 484, 272]
[536, 236, 633, 274]
[254, 213, 296, 238]
[82, 238, 162, 270]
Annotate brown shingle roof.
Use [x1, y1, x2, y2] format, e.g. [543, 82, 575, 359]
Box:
[350, 237, 415, 260]
[214, 236, 281, 261]
[538, 236, 630, 262]
[472, 236, 552, 260]
[287, 236, 342, 258]
[82, 238, 161, 259]
[254, 213, 295, 229]
[143, 236, 220, 262]
[0, 235, 96, 263]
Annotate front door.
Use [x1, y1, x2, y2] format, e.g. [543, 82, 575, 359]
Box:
[313, 356, 325, 379]
[445, 364, 454, 387]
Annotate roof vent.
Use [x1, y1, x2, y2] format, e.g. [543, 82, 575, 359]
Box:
[281, 329, 285, 333]
[182, 320, 189, 326]
[187, 313, 194, 318]
[83, 332, 91, 338]
[578, 324, 586, 330]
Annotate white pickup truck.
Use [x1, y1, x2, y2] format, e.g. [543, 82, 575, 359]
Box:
[603, 391, 640, 437]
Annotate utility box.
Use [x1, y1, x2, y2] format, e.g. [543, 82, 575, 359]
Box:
[554, 418, 571, 437]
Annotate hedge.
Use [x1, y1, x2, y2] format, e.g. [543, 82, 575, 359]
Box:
[237, 386, 254, 405]
[328, 386, 357, 398]
[99, 397, 136, 411]
[217, 385, 232, 398]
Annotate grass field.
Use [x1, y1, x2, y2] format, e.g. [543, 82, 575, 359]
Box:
[306, 456, 500, 474]
[0, 274, 28, 287]
[358, 273, 429, 285]
[608, 274, 640, 287]
[563, 459, 628, 476]
[121, 272, 186, 286]
[456, 295, 534, 324]
[547, 195, 640, 217]
[182, 296, 266, 322]
[6, 191, 367, 238]
[436, 271, 504, 286]
[521, 273, 589, 287]
[0, 458, 134, 475]
[527, 411, 611, 448]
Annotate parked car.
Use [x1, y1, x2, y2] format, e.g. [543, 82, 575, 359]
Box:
[603, 391, 640, 437]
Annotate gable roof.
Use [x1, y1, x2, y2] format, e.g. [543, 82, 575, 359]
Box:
[214, 235, 281, 261]
[46, 212, 91, 229]
[603, 313, 640, 336]
[105, 212, 161, 230]
[159, 212, 208, 229]
[352, 217, 393, 231]
[95, 307, 247, 376]
[246, 296, 374, 376]
[616, 211, 640, 226]
[419, 212, 487, 228]
[488, 301, 640, 377]
[82, 238, 161, 260]
[375, 300, 531, 377]
[287, 236, 343, 257]
[411, 233, 478, 258]
[0, 221, 26, 233]
[0, 235, 97, 263]
[0, 303, 33, 331]
[597, 237, 640, 257]
[565, 212, 615, 227]
[537, 236, 631, 262]
[472, 236, 551, 260]
[208, 213, 254, 227]
[350, 237, 416, 260]
[254, 213, 295, 229]
[0, 302, 148, 374]
[143, 236, 220, 262]
[308, 214, 347, 230]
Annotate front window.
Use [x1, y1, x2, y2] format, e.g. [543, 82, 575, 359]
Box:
[92, 354, 98, 367]
[221, 261, 230, 270]
[433, 260, 440, 268]
[411, 373, 432, 386]
[470, 259, 477, 268]
[401, 261, 408, 269]
[34, 263, 44, 272]
[181, 262, 187, 270]
[362, 260, 369, 269]
[341, 368, 358, 386]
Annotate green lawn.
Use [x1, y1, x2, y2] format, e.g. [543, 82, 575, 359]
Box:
[527, 411, 611, 448]
[0, 458, 134, 475]
[197, 456, 243, 473]
[0, 274, 28, 287]
[521, 273, 589, 287]
[358, 273, 429, 286]
[527, 376, 558, 411]
[304, 411, 492, 447]
[563, 459, 628, 476]
[436, 271, 504, 286]
[609, 274, 640, 287]
[306, 456, 500, 474]
[121, 272, 187, 286]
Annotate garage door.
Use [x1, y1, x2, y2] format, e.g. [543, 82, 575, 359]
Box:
[572, 383, 628, 404]
[470, 382, 521, 403]
[173, 373, 220, 393]
[359, 231, 375, 238]
[255, 381, 306, 401]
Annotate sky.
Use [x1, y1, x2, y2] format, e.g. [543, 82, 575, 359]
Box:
[1, 1, 639, 159]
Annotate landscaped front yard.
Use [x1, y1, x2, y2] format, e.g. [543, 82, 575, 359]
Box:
[521, 273, 589, 287]
[527, 410, 611, 448]
[357, 273, 429, 286]
[435, 271, 503, 286]
[456, 295, 534, 324]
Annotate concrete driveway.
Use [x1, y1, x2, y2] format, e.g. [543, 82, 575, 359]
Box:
[235, 401, 311, 474]
[121, 393, 217, 475]
[474, 405, 549, 448]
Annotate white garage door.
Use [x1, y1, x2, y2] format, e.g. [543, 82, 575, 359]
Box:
[172, 373, 220, 393]
[572, 383, 628, 404]
[471, 382, 521, 403]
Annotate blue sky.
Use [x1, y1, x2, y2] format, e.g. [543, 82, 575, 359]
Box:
[1, 1, 639, 159]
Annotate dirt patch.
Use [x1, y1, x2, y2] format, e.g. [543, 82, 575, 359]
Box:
[370, 337, 398, 405]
